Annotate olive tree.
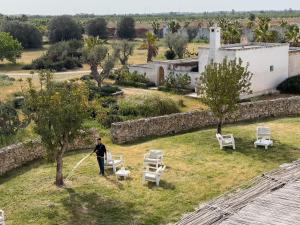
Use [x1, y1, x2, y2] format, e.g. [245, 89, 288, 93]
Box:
[197, 58, 253, 134]
[24, 70, 88, 186]
[113, 40, 134, 66]
[165, 33, 188, 59]
[82, 37, 117, 87]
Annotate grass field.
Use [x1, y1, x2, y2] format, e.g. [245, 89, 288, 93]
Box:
[122, 87, 206, 112]
[1, 117, 300, 225]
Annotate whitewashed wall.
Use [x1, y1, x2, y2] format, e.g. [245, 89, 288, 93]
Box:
[233, 45, 289, 94]
[129, 64, 156, 83]
[289, 51, 300, 77]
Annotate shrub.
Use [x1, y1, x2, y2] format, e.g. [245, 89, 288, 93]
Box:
[80, 74, 94, 81]
[86, 82, 122, 100]
[0, 74, 15, 86]
[100, 85, 122, 96]
[24, 40, 83, 71]
[164, 49, 176, 60]
[277, 75, 300, 94]
[163, 71, 191, 92]
[0, 102, 21, 142]
[118, 94, 180, 118]
[115, 70, 155, 88]
[12, 96, 25, 109]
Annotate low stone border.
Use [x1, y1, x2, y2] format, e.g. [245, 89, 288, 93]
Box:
[0, 129, 98, 176]
[111, 96, 300, 144]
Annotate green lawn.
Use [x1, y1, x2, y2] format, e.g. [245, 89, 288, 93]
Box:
[1, 117, 300, 225]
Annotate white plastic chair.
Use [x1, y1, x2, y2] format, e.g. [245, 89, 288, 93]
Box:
[144, 150, 164, 167]
[254, 126, 273, 149]
[257, 126, 272, 140]
[216, 133, 236, 150]
[143, 165, 166, 186]
[0, 210, 5, 225]
[105, 152, 124, 173]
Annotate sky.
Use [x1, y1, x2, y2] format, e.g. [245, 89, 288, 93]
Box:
[0, 0, 299, 15]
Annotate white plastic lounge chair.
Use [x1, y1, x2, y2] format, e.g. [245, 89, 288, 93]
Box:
[0, 210, 5, 225]
[216, 133, 236, 150]
[105, 152, 124, 173]
[143, 165, 166, 186]
[254, 126, 273, 149]
[144, 149, 164, 167]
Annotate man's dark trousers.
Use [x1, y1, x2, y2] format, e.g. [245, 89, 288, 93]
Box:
[97, 157, 105, 175]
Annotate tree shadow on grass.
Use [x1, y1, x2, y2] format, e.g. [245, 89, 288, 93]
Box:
[0, 159, 50, 185]
[223, 136, 300, 165]
[60, 188, 140, 225]
[145, 180, 176, 190]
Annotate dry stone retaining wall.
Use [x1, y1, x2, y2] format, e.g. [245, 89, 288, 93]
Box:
[0, 129, 98, 176]
[111, 96, 300, 144]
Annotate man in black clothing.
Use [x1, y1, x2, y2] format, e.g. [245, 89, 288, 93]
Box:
[92, 138, 107, 176]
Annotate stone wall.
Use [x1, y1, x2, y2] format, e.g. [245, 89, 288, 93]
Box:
[111, 96, 300, 144]
[0, 129, 98, 176]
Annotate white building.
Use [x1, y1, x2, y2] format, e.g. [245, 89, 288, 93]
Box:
[129, 26, 300, 97]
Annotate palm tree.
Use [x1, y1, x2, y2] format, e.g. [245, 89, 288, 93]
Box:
[218, 18, 241, 44]
[145, 32, 159, 62]
[168, 21, 181, 33]
[285, 25, 300, 47]
[151, 21, 160, 37]
[254, 16, 275, 42]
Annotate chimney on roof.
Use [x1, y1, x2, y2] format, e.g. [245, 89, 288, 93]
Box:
[209, 25, 221, 60]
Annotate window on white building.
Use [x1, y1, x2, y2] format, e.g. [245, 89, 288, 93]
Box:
[270, 65, 274, 72]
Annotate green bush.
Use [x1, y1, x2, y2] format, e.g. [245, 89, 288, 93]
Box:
[23, 40, 83, 71]
[118, 94, 180, 118]
[80, 74, 94, 81]
[87, 82, 122, 100]
[277, 75, 300, 94]
[12, 96, 25, 109]
[0, 74, 15, 86]
[160, 71, 192, 93]
[100, 85, 122, 96]
[115, 70, 155, 88]
[164, 49, 176, 60]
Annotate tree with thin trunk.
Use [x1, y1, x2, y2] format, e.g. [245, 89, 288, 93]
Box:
[197, 58, 252, 134]
[164, 33, 188, 59]
[113, 40, 134, 66]
[82, 37, 117, 87]
[23, 70, 88, 186]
